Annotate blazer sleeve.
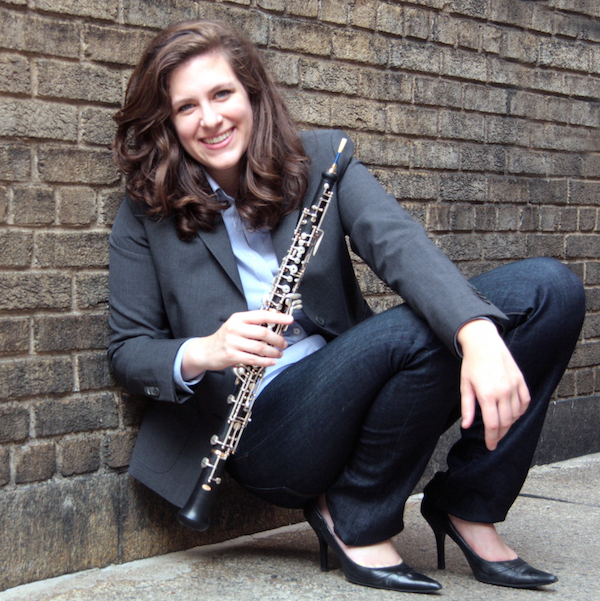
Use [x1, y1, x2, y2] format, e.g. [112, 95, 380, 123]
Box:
[331, 133, 508, 352]
[108, 194, 192, 403]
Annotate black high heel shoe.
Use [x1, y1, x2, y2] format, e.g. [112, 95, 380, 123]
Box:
[303, 500, 442, 593]
[420, 497, 558, 589]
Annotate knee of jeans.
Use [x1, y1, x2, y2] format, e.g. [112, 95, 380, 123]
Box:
[380, 304, 445, 352]
[529, 257, 585, 323]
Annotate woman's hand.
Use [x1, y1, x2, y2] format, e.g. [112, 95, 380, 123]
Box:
[457, 319, 530, 451]
[181, 310, 294, 381]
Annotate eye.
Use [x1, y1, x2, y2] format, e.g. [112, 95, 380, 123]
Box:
[215, 89, 232, 100]
[176, 103, 195, 114]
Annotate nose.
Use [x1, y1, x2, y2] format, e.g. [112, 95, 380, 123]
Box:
[200, 104, 223, 129]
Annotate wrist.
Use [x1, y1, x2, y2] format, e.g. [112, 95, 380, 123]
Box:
[457, 319, 499, 353]
[181, 337, 209, 381]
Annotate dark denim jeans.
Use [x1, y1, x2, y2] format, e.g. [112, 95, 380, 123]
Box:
[227, 258, 585, 546]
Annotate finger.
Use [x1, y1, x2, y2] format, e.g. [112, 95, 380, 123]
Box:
[221, 333, 283, 366]
[460, 379, 477, 430]
[233, 350, 280, 367]
[517, 378, 531, 417]
[224, 327, 283, 358]
[237, 323, 288, 351]
[510, 386, 524, 422]
[233, 312, 292, 348]
[501, 352, 530, 418]
[244, 337, 285, 359]
[496, 393, 516, 442]
[242, 310, 295, 326]
[479, 397, 501, 451]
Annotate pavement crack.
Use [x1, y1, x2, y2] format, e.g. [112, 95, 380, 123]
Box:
[518, 492, 600, 508]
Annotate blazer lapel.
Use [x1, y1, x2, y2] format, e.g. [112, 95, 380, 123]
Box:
[197, 206, 301, 295]
[197, 221, 244, 295]
[271, 208, 300, 262]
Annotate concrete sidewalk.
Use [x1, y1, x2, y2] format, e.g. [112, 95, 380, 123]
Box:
[3, 453, 599, 601]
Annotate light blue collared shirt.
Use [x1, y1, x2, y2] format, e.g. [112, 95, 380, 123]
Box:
[173, 175, 326, 396]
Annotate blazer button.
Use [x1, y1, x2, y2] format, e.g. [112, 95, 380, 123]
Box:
[315, 316, 325, 326]
[144, 386, 160, 398]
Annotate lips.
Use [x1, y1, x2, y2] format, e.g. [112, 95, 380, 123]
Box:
[202, 128, 233, 145]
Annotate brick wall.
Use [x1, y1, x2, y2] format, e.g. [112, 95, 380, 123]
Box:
[0, 0, 599, 591]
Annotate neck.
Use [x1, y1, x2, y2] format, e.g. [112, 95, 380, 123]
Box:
[207, 167, 239, 199]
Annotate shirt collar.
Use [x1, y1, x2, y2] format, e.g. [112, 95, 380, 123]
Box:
[204, 170, 234, 203]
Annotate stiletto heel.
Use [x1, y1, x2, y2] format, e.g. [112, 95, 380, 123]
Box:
[303, 500, 442, 593]
[317, 534, 329, 572]
[421, 497, 558, 589]
[431, 525, 446, 570]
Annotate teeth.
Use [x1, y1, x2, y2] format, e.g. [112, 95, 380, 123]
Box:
[203, 130, 232, 144]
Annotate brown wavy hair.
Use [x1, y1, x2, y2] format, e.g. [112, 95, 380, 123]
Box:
[113, 20, 310, 240]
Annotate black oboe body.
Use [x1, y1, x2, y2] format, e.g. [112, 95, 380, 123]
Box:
[177, 139, 347, 531]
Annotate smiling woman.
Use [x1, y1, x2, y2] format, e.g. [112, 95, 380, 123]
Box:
[113, 20, 309, 240]
[169, 52, 254, 198]
[108, 19, 585, 595]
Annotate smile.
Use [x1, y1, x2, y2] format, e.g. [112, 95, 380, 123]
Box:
[202, 129, 233, 145]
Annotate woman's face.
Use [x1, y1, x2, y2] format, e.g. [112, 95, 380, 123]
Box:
[169, 51, 254, 195]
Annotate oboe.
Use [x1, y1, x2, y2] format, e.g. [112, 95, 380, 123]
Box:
[178, 138, 347, 531]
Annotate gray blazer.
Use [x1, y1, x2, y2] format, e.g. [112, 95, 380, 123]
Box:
[108, 129, 506, 507]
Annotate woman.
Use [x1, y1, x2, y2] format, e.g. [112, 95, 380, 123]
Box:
[109, 20, 585, 593]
